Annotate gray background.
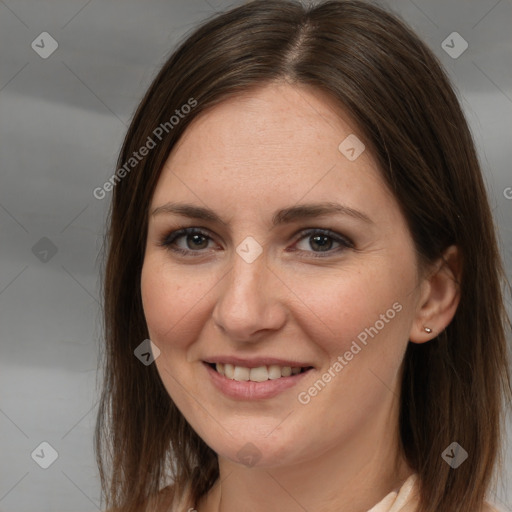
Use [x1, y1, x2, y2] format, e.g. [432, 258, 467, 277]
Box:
[0, 0, 511, 511]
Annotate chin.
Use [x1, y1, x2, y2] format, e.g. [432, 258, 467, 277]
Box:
[203, 429, 309, 469]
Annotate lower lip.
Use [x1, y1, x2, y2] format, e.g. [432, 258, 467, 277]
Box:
[204, 362, 313, 400]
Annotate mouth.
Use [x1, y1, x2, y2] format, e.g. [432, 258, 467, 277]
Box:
[203, 360, 314, 400]
[205, 362, 314, 382]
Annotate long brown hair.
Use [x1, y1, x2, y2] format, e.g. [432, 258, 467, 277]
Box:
[95, 1, 512, 510]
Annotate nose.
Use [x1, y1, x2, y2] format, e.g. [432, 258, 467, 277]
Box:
[211, 250, 287, 342]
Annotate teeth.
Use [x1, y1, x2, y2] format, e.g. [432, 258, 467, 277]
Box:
[233, 366, 250, 381]
[249, 366, 269, 382]
[281, 366, 292, 377]
[224, 363, 234, 379]
[268, 365, 282, 380]
[214, 363, 306, 382]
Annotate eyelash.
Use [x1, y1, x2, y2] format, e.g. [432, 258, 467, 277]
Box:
[158, 227, 354, 258]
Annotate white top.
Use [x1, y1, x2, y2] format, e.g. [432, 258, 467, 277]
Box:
[366, 474, 502, 512]
[164, 473, 503, 512]
[367, 474, 419, 511]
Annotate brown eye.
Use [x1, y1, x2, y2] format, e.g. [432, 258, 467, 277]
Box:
[291, 229, 354, 258]
[159, 227, 216, 256]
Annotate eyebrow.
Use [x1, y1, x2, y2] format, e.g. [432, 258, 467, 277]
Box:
[151, 201, 373, 226]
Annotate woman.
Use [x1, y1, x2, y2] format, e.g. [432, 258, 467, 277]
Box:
[95, 1, 512, 511]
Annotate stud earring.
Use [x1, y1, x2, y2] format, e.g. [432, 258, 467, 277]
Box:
[424, 327, 432, 334]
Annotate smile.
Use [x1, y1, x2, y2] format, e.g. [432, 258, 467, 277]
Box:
[203, 362, 314, 400]
[210, 362, 311, 381]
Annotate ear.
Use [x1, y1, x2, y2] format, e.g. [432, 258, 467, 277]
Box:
[409, 245, 462, 344]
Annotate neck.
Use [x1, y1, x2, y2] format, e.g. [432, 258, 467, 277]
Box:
[197, 403, 413, 512]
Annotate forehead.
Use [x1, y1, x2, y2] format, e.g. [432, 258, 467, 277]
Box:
[151, 82, 392, 218]
[169, 82, 367, 170]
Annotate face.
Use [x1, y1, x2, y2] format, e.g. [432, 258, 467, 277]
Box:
[141, 82, 424, 469]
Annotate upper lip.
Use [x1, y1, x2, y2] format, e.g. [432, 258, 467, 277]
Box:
[204, 356, 312, 368]
[203, 356, 314, 369]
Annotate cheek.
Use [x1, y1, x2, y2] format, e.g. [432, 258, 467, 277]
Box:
[141, 257, 184, 343]
[288, 263, 409, 351]
[140, 256, 217, 351]
[287, 266, 416, 399]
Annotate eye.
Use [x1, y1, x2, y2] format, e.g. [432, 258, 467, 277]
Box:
[159, 227, 217, 256]
[158, 227, 354, 258]
[290, 228, 354, 258]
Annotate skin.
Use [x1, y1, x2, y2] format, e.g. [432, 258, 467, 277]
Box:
[141, 81, 461, 512]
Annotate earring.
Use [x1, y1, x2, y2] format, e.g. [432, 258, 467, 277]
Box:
[424, 327, 432, 334]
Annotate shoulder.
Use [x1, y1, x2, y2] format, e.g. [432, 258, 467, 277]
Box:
[123, 484, 177, 512]
[153, 482, 196, 512]
[102, 486, 175, 512]
[103, 483, 190, 512]
[481, 502, 504, 512]
[399, 476, 501, 512]
[149, 484, 178, 512]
